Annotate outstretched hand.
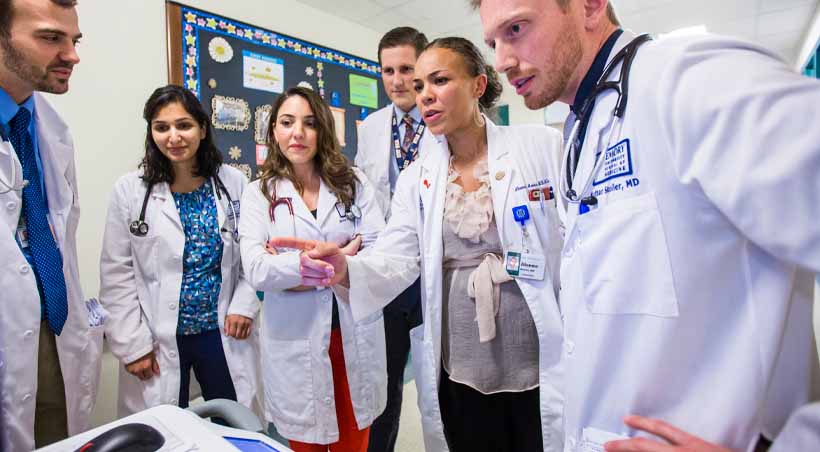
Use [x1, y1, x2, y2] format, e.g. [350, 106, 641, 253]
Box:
[605, 416, 733, 452]
[267, 237, 350, 287]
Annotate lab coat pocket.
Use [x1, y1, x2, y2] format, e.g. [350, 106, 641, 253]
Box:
[577, 191, 679, 317]
[263, 338, 316, 426]
[130, 234, 159, 281]
[354, 312, 387, 412]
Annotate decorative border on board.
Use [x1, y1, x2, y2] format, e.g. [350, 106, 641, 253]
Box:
[181, 7, 381, 98]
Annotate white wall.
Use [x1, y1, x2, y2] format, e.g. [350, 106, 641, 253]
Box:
[42, 0, 382, 426]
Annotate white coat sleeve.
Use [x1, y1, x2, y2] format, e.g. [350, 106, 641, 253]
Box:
[355, 121, 390, 216]
[352, 167, 386, 248]
[658, 35, 820, 271]
[238, 182, 302, 291]
[98, 179, 155, 365]
[227, 176, 261, 319]
[769, 402, 820, 451]
[346, 165, 421, 322]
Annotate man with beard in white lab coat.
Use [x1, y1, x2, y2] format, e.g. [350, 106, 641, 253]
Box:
[476, 0, 820, 451]
[0, 0, 102, 450]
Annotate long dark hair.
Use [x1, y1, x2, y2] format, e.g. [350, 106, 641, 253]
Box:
[258, 87, 358, 208]
[139, 85, 222, 184]
[425, 37, 502, 112]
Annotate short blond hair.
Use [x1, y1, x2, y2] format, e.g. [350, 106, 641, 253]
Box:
[469, 0, 620, 26]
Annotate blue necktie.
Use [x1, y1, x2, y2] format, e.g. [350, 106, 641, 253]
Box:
[10, 108, 68, 335]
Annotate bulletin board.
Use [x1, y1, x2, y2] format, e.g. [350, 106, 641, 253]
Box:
[166, 2, 388, 180]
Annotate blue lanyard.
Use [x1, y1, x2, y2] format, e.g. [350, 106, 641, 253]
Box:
[391, 111, 426, 171]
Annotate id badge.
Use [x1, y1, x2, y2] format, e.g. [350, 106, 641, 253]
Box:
[504, 250, 545, 280]
[16, 216, 29, 249]
[581, 427, 628, 452]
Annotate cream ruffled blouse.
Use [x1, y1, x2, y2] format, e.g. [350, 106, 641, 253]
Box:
[444, 157, 494, 242]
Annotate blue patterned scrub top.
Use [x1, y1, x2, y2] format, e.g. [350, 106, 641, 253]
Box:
[172, 179, 223, 335]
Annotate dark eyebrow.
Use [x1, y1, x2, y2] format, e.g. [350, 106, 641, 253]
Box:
[426, 70, 445, 79]
[36, 28, 83, 40]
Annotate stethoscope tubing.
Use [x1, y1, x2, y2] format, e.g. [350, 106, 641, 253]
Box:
[130, 174, 238, 242]
[0, 140, 29, 194]
[558, 34, 651, 209]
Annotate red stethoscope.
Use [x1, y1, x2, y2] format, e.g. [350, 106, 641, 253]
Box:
[269, 196, 294, 222]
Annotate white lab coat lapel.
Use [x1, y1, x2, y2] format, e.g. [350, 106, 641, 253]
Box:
[418, 136, 448, 377]
[375, 107, 394, 183]
[486, 122, 514, 243]
[316, 177, 340, 231]
[154, 182, 183, 235]
[34, 99, 73, 245]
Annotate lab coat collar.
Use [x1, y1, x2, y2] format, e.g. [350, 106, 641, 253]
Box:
[151, 182, 184, 232]
[33, 94, 74, 219]
[571, 28, 624, 115]
[486, 120, 514, 240]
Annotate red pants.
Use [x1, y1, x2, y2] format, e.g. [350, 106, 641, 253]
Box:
[289, 328, 370, 452]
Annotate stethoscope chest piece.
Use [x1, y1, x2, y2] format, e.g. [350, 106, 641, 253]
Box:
[346, 204, 362, 221]
[129, 220, 149, 237]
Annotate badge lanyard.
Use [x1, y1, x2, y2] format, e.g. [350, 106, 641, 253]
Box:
[512, 204, 532, 253]
[392, 112, 426, 171]
[506, 204, 546, 281]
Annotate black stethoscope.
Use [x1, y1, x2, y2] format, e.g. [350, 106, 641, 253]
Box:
[0, 138, 30, 194]
[129, 174, 239, 242]
[559, 34, 652, 211]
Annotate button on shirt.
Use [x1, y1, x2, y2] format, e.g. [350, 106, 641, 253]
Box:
[388, 104, 423, 194]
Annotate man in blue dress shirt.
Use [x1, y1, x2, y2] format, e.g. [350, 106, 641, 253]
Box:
[0, 1, 102, 450]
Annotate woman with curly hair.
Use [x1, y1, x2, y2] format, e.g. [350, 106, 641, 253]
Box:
[239, 86, 386, 452]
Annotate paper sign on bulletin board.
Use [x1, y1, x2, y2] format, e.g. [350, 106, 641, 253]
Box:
[165, 2, 389, 178]
[349, 73, 378, 109]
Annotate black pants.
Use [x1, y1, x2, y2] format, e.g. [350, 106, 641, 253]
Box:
[367, 278, 423, 452]
[176, 328, 237, 408]
[438, 369, 543, 452]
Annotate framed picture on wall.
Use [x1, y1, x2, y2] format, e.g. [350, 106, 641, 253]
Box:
[211, 95, 251, 131]
[254, 104, 272, 144]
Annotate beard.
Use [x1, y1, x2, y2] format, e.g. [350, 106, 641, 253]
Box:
[525, 20, 582, 109]
[0, 37, 71, 95]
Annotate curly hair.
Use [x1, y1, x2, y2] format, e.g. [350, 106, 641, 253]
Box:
[258, 87, 358, 208]
[139, 85, 222, 185]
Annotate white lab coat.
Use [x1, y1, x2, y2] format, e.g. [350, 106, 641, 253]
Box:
[355, 104, 437, 216]
[239, 168, 387, 445]
[345, 120, 565, 452]
[769, 402, 820, 452]
[557, 30, 820, 451]
[0, 93, 102, 451]
[99, 164, 261, 416]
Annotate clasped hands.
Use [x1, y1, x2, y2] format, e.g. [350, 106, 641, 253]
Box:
[266, 235, 361, 288]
